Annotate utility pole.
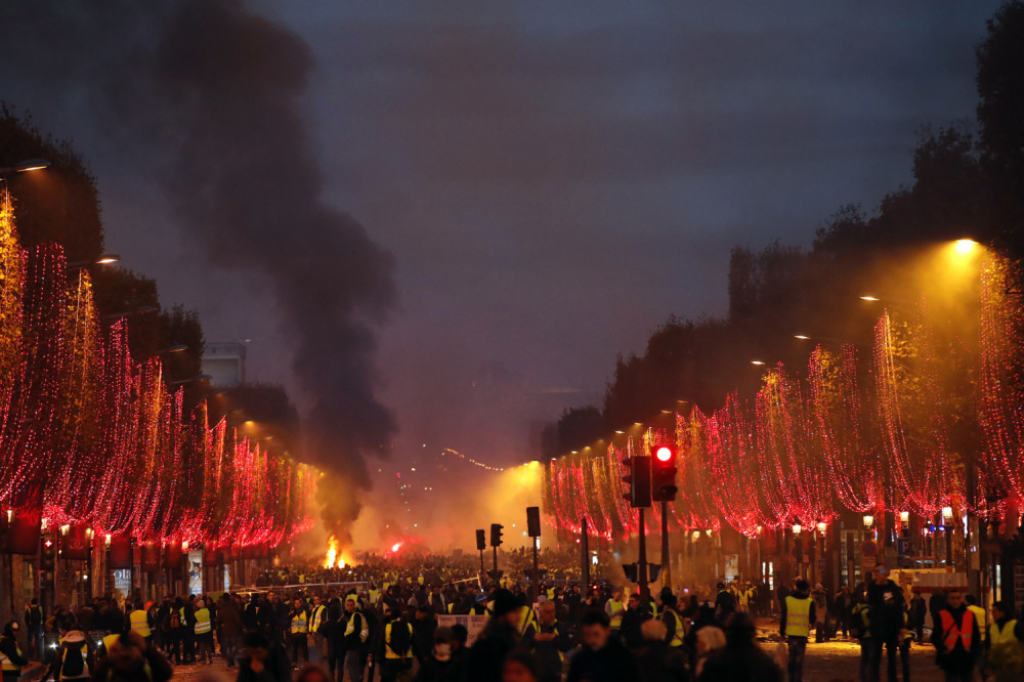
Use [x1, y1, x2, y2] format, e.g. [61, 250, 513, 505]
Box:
[661, 500, 671, 590]
[638, 507, 649, 602]
[581, 517, 590, 588]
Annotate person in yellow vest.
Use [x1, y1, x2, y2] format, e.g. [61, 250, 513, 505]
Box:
[341, 596, 369, 682]
[852, 595, 873, 682]
[604, 589, 625, 636]
[0, 622, 28, 682]
[930, 587, 981, 682]
[517, 601, 537, 638]
[659, 593, 686, 649]
[965, 594, 988, 679]
[288, 597, 309, 667]
[128, 602, 153, 646]
[308, 594, 328, 663]
[780, 580, 815, 682]
[381, 605, 414, 680]
[193, 600, 213, 665]
[524, 600, 571, 682]
[55, 629, 89, 682]
[986, 600, 1024, 681]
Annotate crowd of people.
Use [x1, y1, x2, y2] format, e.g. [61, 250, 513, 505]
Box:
[3, 559, 1024, 682]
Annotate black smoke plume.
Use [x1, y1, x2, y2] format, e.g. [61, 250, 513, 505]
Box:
[0, 1, 397, 513]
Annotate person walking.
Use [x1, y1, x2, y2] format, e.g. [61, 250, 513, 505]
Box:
[0, 622, 28, 682]
[867, 564, 904, 682]
[565, 610, 638, 682]
[193, 599, 214, 665]
[910, 591, 927, 645]
[23, 600, 44, 661]
[341, 596, 369, 682]
[986, 600, 1024, 681]
[780, 579, 815, 682]
[812, 584, 830, 643]
[931, 588, 980, 682]
[523, 601, 571, 682]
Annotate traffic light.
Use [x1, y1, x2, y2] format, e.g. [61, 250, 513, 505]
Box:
[651, 444, 678, 502]
[476, 529, 487, 551]
[526, 506, 541, 538]
[622, 456, 651, 508]
[41, 536, 56, 572]
[490, 523, 504, 548]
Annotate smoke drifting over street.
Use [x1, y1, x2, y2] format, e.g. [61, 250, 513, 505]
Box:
[0, 0, 397, 502]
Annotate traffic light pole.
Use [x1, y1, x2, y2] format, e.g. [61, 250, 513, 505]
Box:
[638, 507, 649, 602]
[661, 499, 671, 590]
[493, 546, 498, 576]
[532, 536, 539, 603]
[479, 549, 484, 577]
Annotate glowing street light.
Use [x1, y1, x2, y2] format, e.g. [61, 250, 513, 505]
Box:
[68, 254, 121, 271]
[816, 522, 827, 534]
[0, 158, 50, 175]
[954, 239, 978, 255]
[863, 515, 874, 530]
[794, 335, 811, 340]
[792, 524, 802, 536]
[751, 360, 766, 366]
[860, 296, 880, 302]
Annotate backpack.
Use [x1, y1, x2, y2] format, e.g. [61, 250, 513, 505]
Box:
[61, 642, 87, 678]
[388, 620, 412, 658]
[169, 609, 181, 630]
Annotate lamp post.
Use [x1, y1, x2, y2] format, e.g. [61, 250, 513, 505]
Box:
[0, 159, 50, 176]
[942, 507, 955, 570]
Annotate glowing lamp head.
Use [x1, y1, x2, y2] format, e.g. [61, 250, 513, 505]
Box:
[655, 446, 673, 463]
[942, 506, 954, 522]
[816, 522, 827, 534]
[954, 239, 977, 255]
[860, 296, 880, 302]
[900, 511, 910, 524]
[863, 514, 874, 529]
[792, 524, 802, 536]
[391, 542, 401, 553]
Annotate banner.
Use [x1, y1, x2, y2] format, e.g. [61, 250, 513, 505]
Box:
[142, 543, 161, 573]
[437, 615, 489, 647]
[6, 509, 42, 555]
[61, 525, 90, 560]
[109, 535, 132, 569]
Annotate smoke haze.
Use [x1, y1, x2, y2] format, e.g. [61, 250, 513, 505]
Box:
[0, 1, 396, 500]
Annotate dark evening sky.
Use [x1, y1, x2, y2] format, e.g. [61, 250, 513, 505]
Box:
[0, 0, 1003, 467]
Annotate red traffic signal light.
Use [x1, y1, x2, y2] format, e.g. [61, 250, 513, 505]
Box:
[651, 444, 678, 502]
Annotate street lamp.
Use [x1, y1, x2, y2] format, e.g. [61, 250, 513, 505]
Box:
[67, 254, 120, 271]
[941, 507, 955, 569]
[751, 360, 766, 366]
[0, 158, 50, 176]
[863, 515, 874, 530]
[816, 522, 827, 535]
[792, 524, 802, 536]
[953, 239, 978, 255]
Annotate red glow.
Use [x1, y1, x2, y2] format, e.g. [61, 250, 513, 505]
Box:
[655, 446, 673, 462]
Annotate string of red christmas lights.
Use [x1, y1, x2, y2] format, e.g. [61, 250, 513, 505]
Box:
[544, 250, 1024, 540]
[0, 192, 316, 549]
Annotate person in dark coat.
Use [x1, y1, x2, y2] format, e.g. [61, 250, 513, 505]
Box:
[411, 605, 437, 668]
[91, 632, 172, 682]
[523, 601, 571, 682]
[466, 589, 522, 682]
[620, 593, 650, 651]
[634, 618, 688, 682]
[697, 612, 783, 682]
[236, 631, 292, 682]
[0, 622, 28, 682]
[565, 610, 639, 682]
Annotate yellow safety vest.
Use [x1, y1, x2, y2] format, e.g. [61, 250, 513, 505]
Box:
[310, 605, 327, 632]
[0, 637, 21, 671]
[989, 620, 1019, 647]
[518, 605, 536, 635]
[384, 622, 413, 659]
[967, 605, 987, 641]
[854, 603, 872, 639]
[290, 611, 308, 634]
[344, 612, 368, 643]
[102, 634, 120, 652]
[606, 600, 624, 629]
[369, 589, 380, 604]
[129, 610, 151, 638]
[666, 610, 685, 647]
[785, 595, 812, 638]
[60, 643, 89, 680]
[194, 608, 212, 635]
